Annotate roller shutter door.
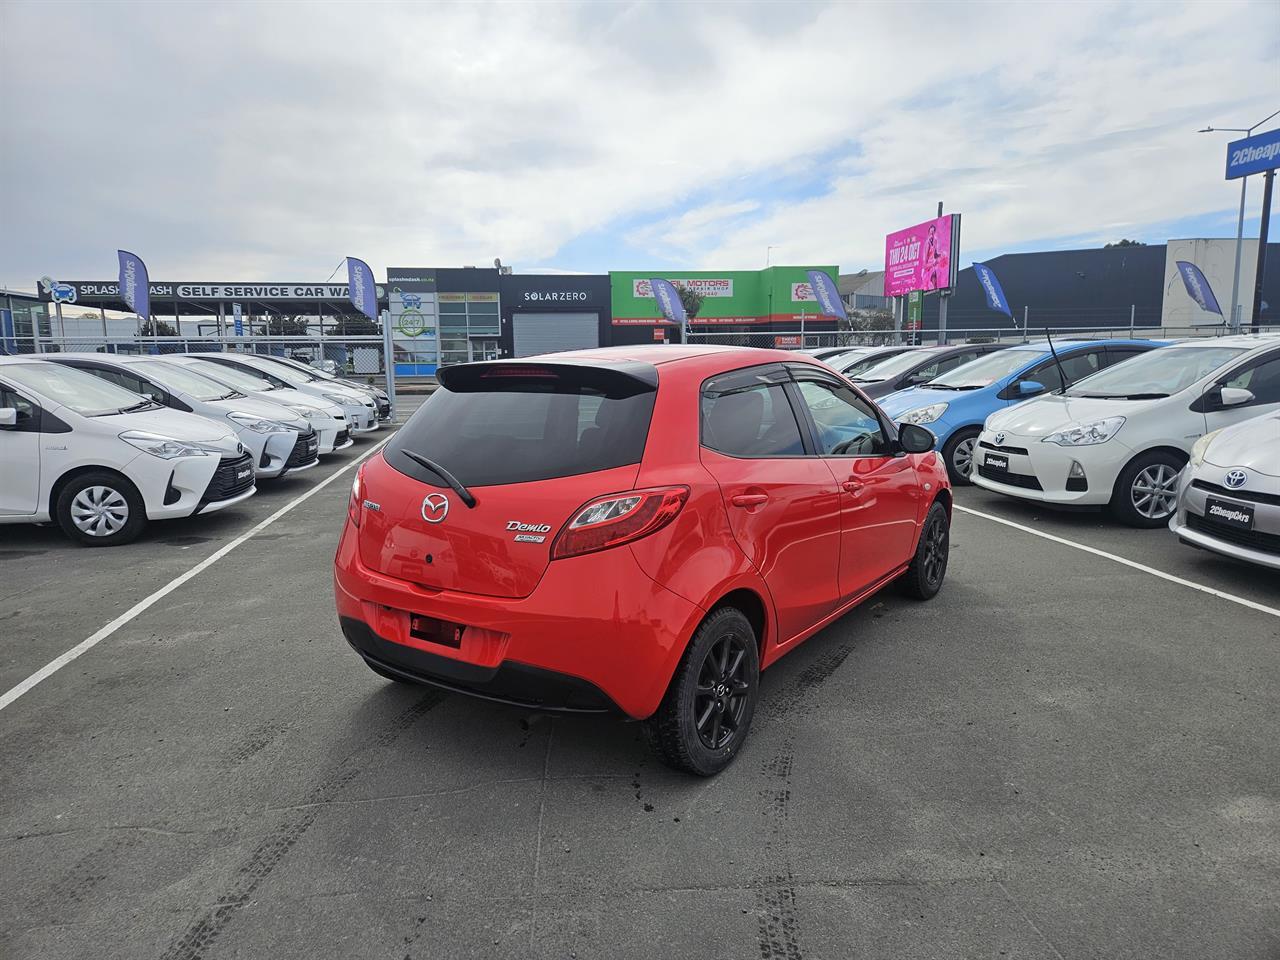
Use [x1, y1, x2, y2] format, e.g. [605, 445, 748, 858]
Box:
[512, 312, 599, 357]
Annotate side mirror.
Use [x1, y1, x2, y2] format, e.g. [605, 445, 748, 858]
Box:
[1017, 380, 1045, 397]
[1219, 386, 1255, 408]
[0, 407, 16, 428]
[897, 422, 936, 454]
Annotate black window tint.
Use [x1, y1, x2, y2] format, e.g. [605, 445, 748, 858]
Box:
[700, 381, 805, 458]
[794, 379, 891, 456]
[1224, 354, 1280, 404]
[1104, 347, 1146, 367]
[386, 372, 656, 486]
[0, 387, 38, 431]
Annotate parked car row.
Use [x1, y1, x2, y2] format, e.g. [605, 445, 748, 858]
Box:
[0, 350, 390, 547]
[828, 334, 1279, 570]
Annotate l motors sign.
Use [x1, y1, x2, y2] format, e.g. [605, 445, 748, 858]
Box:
[632, 278, 733, 298]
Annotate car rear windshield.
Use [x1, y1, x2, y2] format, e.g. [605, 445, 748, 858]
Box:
[385, 364, 658, 487]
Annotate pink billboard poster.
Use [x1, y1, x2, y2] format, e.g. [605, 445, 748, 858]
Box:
[884, 214, 954, 296]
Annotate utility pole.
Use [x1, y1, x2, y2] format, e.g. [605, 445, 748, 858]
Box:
[1251, 168, 1275, 331]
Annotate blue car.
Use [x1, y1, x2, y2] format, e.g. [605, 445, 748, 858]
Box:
[876, 338, 1167, 483]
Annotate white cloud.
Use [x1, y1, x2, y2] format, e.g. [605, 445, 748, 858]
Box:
[0, 0, 1276, 286]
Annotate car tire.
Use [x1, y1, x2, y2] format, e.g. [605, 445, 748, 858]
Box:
[644, 607, 760, 777]
[1109, 450, 1185, 528]
[942, 428, 981, 485]
[55, 472, 147, 547]
[900, 501, 950, 600]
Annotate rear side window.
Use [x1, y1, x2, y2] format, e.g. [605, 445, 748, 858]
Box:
[701, 380, 806, 458]
[386, 365, 656, 486]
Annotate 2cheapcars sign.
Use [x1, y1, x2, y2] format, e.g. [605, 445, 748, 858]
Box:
[610, 267, 837, 325]
[1226, 128, 1280, 180]
[37, 281, 387, 302]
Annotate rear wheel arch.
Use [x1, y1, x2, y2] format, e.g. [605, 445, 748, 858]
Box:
[713, 587, 768, 658]
[49, 465, 147, 521]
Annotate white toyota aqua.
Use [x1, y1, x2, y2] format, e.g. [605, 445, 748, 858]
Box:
[972, 335, 1280, 526]
[0, 357, 255, 546]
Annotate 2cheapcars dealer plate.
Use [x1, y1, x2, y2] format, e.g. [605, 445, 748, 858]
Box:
[335, 345, 953, 776]
[1204, 497, 1255, 530]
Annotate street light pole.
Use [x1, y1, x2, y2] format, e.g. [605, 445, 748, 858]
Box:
[1200, 108, 1280, 332]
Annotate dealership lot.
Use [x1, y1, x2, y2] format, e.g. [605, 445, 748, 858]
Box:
[1, 410, 1277, 960]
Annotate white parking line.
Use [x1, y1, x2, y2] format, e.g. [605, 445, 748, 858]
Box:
[0, 437, 392, 713]
[955, 504, 1280, 619]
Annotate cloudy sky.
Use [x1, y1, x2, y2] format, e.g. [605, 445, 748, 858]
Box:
[1, 0, 1277, 288]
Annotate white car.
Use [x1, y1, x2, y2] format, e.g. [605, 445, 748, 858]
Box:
[973, 335, 1280, 526]
[250, 352, 392, 422]
[198, 353, 380, 433]
[165, 355, 353, 454]
[1170, 411, 1280, 570]
[0, 357, 255, 546]
[47, 354, 320, 479]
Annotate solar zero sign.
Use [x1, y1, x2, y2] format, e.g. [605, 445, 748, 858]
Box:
[1225, 128, 1280, 180]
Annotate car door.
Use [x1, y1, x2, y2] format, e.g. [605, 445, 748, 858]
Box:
[0, 385, 42, 517]
[699, 363, 842, 645]
[787, 366, 921, 599]
[1202, 349, 1280, 433]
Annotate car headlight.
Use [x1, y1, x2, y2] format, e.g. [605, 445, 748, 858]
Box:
[227, 412, 291, 434]
[119, 430, 211, 459]
[323, 392, 354, 405]
[1190, 429, 1221, 467]
[1042, 416, 1126, 446]
[284, 404, 318, 420]
[900, 402, 948, 425]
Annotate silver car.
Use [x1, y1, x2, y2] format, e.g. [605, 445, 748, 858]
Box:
[1170, 411, 1280, 570]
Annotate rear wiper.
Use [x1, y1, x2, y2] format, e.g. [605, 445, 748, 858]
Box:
[401, 450, 477, 508]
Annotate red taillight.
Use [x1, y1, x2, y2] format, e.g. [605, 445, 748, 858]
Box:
[551, 486, 689, 560]
[348, 466, 365, 527]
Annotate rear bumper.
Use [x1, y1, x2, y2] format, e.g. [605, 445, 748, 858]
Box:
[340, 616, 618, 713]
[333, 521, 706, 719]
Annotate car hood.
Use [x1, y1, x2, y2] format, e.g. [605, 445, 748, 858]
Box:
[878, 385, 982, 417]
[206, 395, 310, 430]
[985, 394, 1166, 437]
[97, 407, 241, 452]
[1205, 413, 1280, 476]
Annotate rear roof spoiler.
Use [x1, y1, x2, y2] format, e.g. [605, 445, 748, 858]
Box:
[437, 358, 659, 394]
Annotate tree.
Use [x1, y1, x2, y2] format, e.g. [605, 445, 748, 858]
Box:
[1105, 239, 1145, 248]
[138, 318, 177, 337]
[266, 315, 311, 337]
[332, 314, 380, 336]
[839, 308, 896, 346]
[675, 283, 705, 320]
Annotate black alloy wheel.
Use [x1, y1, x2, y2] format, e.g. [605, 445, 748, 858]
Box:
[901, 500, 950, 600]
[693, 632, 751, 750]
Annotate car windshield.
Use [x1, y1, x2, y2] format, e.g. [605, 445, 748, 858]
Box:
[243, 359, 312, 385]
[130, 360, 235, 401]
[929, 348, 1043, 389]
[187, 360, 277, 392]
[850, 348, 943, 381]
[837, 351, 905, 378]
[1, 361, 154, 416]
[1065, 345, 1248, 398]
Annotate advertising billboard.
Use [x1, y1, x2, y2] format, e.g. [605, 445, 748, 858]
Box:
[884, 215, 960, 296]
[610, 267, 838, 325]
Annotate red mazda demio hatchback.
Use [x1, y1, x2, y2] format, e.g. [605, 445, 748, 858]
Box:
[335, 346, 951, 774]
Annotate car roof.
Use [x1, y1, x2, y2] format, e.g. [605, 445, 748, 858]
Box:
[1162, 334, 1280, 350]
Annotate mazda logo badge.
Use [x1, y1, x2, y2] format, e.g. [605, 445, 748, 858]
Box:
[993, 432, 1006, 446]
[421, 493, 450, 523]
[1224, 468, 1248, 489]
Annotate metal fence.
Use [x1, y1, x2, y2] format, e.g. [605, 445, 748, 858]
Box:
[687, 323, 1280, 351]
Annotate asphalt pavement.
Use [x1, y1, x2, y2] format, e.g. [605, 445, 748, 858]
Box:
[1, 421, 1277, 960]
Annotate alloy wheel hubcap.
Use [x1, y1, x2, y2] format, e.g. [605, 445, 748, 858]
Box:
[1130, 464, 1178, 519]
[953, 438, 976, 477]
[71, 485, 129, 536]
[694, 633, 750, 750]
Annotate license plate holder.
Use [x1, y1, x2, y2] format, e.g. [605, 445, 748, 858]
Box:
[1204, 497, 1254, 530]
[985, 452, 1009, 472]
[410, 614, 464, 649]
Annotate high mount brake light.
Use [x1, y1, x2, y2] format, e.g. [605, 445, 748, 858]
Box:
[348, 466, 364, 527]
[480, 366, 558, 379]
[551, 486, 689, 560]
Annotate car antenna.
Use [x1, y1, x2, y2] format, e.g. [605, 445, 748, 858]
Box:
[1045, 328, 1069, 393]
